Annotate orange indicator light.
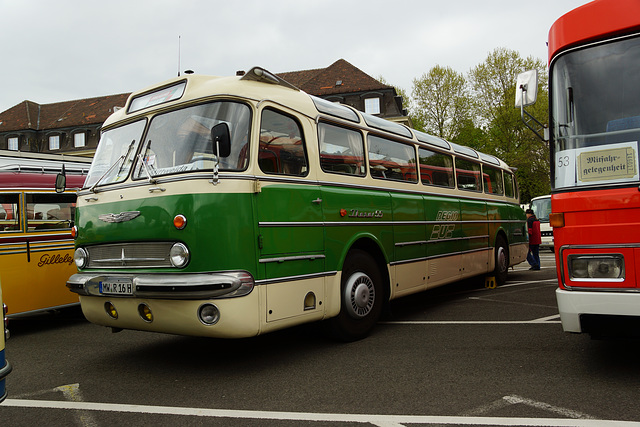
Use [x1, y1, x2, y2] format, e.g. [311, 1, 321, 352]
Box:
[173, 214, 187, 230]
[549, 212, 564, 228]
[340, 209, 347, 217]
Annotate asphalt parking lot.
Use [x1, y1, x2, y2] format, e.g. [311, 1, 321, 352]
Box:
[2, 251, 640, 426]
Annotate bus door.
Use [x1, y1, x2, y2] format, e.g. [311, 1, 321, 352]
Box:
[455, 159, 490, 278]
[0, 192, 25, 313]
[425, 195, 462, 287]
[459, 198, 489, 278]
[255, 108, 326, 322]
[392, 192, 427, 295]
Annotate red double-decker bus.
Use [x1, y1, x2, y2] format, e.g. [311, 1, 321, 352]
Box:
[544, 0, 640, 337]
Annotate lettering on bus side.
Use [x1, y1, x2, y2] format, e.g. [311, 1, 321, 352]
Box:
[348, 209, 384, 219]
[37, 253, 74, 267]
[430, 210, 458, 240]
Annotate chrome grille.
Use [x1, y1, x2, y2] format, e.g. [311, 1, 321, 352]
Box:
[86, 242, 174, 268]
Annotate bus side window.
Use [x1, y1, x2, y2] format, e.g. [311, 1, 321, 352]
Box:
[318, 122, 365, 176]
[26, 193, 76, 231]
[483, 165, 504, 195]
[455, 158, 482, 192]
[418, 148, 454, 187]
[0, 194, 20, 232]
[367, 135, 418, 183]
[504, 173, 515, 198]
[259, 109, 308, 176]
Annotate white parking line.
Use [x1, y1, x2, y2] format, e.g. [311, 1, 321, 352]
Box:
[2, 399, 637, 426]
[380, 318, 561, 325]
[501, 278, 559, 287]
[463, 395, 595, 420]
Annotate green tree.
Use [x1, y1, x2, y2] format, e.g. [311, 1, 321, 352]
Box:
[411, 66, 471, 140]
[467, 48, 549, 203]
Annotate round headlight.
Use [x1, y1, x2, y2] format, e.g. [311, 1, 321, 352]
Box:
[74, 247, 88, 269]
[170, 243, 190, 268]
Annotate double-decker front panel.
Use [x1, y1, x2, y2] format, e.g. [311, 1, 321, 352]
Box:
[553, 188, 640, 333]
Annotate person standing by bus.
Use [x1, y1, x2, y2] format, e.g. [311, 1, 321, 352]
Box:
[526, 208, 541, 270]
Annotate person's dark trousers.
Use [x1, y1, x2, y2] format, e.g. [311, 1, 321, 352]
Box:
[527, 245, 540, 270]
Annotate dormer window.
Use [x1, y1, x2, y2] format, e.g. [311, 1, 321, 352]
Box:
[364, 97, 381, 115]
[7, 137, 18, 151]
[49, 135, 60, 150]
[74, 132, 86, 148]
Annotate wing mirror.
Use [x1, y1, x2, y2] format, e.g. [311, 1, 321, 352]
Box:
[55, 165, 66, 193]
[211, 122, 231, 158]
[515, 70, 548, 141]
[210, 123, 231, 185]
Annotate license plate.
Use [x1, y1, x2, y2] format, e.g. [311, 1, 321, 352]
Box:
[99, 279, 133, 295]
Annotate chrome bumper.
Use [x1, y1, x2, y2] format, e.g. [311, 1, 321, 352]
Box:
[67, 271, 254, 300]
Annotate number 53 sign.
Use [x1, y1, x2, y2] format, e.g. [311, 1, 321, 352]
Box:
[555, 141, 638, 188]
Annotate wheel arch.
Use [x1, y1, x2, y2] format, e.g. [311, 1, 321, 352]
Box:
[340, 235, 391, 306]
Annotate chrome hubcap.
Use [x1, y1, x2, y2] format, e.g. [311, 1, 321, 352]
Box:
[497, 246, 507, 273]
[344, 272, 375, 319]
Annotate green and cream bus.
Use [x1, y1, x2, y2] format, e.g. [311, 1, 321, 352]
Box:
[63, 67, 527, 340]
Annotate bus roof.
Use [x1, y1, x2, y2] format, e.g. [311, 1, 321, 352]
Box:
[548, 0, 640, 62]
[0, 171, 86, 189]
[0, 150, 91, 174]
[104, 67, 513, 170]
[530, 194, 550, 202]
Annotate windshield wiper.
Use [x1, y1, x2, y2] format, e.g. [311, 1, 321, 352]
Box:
[90, 140, 135, 193]
[137, 141, 157, 184]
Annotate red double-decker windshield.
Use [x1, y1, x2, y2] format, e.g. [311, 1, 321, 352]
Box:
[550, 34, 640, 190]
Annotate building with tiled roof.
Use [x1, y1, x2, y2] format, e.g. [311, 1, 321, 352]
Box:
[0, 93, 129, 156]
[0, 59, 407, 156]
[278, 59, 408, 123]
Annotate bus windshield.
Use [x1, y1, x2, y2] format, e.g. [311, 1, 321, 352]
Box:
[134, 101, 251, 179]
[85, 120, 146, 188]
[530, 196, 551, 222]
[551, 34, 640, 189]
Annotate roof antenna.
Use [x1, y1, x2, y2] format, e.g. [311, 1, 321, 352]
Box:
[177, 35, 181, 77]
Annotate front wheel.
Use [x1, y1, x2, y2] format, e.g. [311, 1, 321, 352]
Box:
[326, 250, 384, 341]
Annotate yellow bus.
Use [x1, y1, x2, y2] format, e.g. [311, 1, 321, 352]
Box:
[65, 67, 528, 340]
[0, 153, 89, 318]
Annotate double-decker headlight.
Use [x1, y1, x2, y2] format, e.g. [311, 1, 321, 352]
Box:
[169, 243, 190, 268]
[568, 254, 625, 280]
[74, 248, 88, 269]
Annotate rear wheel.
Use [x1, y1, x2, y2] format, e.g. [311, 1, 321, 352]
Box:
[493, 236, 509, 286]
[327, 249, 384, 341]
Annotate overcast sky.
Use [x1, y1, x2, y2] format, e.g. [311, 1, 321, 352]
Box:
[0, 0, 587, 114]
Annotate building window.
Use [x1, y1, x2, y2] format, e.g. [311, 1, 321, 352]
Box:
[7, 137, 18, 151]
[74, 132, 86, 148]
[364, 97, 381, 115]
[49, 135, 60, 150]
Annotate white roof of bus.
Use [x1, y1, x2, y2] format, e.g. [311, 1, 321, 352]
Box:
[104, 68, 511, 170]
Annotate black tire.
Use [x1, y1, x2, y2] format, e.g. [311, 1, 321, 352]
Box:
[326, 249, 384, 342]
[493, 235, 509, 286]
